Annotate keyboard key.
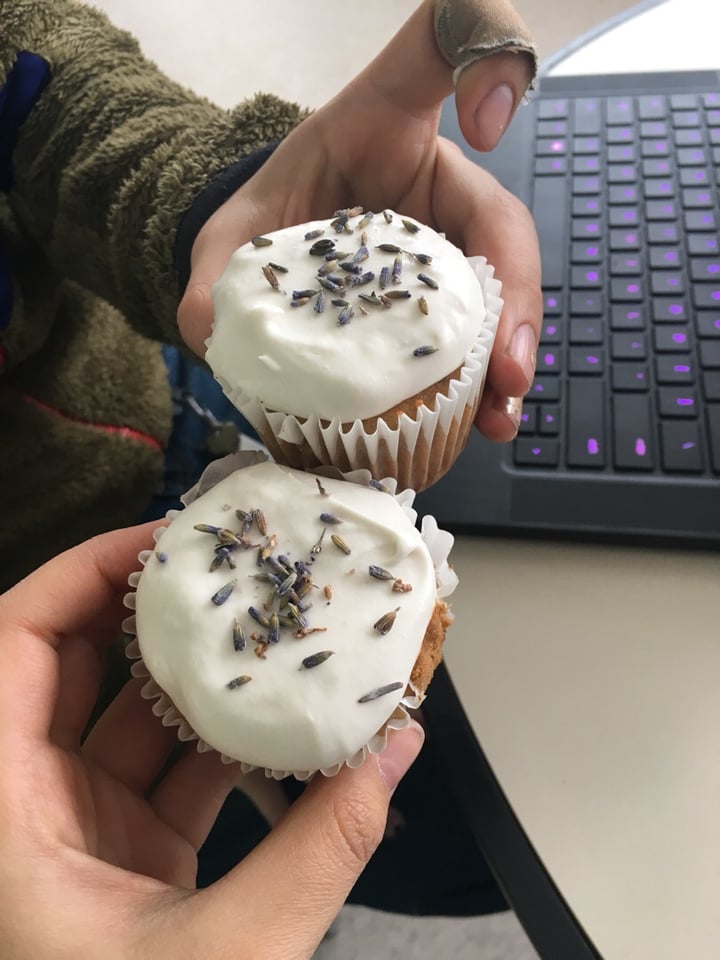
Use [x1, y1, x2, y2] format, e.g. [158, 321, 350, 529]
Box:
[654, 327, 691, 351]
[607, 97, 634, 125]
[671, 94, 698, 110]
[643, 158, 672, 176]
[714, 146, 720, 164]
[652, 298, 688, 323]
[571, 219, 602, 240]
[660, 421, 703, 472]
[571, 265, 604, 288]
[567, 379, 606, 468]
[638, 94, 666, 119]
[607, 165, 636, 183]
[700, 341, 720, 368]
[609, 184, 639, 204]
[649, 247, 681, 269]
[708, 406, 720, 472]
[569, 346, 604, 374]
[569, 318, 603, 343]
[607, 126, 634, 144]
[658, 387, 698, 417]
[705, 93, 720, 107]
[538, 99, 569, 119]
[683, 187, 714, 208]
[612, 332, 646, 360]
[676, 146, 707, 166]
[572, 175, 601, 195]
[648, 223, 680, 244]
[535, 156, 568, 175]
[610, 252, 643, 275]
[655, 356, 695, 383]
[608, 145, 635, 163]
[573, 196, 602, 216]
[518, 406, 537, 435]
[539, 405, 561, 435]
[646, 199, 678, 220]
[611, 305, 645, 330]
[609, 206, 639, 227]
[680, 167, 710, 187]
[573, 156, 601, 174]
[533, 178, 568, 288]
[690, 258, 720, 281]
[642, 138, 670, 157]
[704, 372, 720, 401]
[709, 128, 720, 146]
[612, 395, 654, 469]
[693, 285, 720, 309]
[674, 129, 703, 146]
[573, 136, 600, 154]
[643, 179, 675, 199]
[696, 312, 720, 337]
[538, 119, 569, 137]
[609, 228, 641, 250]
[688, 234, 720, 255]
[651, 272, 685, 295]
[570, 292, 604, 315]
[611, 278, 644, 301]
[514, 438, 560, 466]
[685, 210, 717, 231]
[612, 362, 649, 391]
[573, 98, 601, 134]
[571, 241, 602, 263]
[672, 110, 700, 128]
[537, 348, 561, 373]
[640, 120, 669, 138]
[536, 137, 568, 156]
[540, 317, 563, 343]
[527, 376, 561, 402]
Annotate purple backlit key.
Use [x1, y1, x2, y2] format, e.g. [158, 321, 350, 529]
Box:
[652, 298, 687, 323]
[693, 286, 720, 309]
[569, 318, 603, 343]
[613, 395, 654, 470]
[700, 341, 720, 368]
[643, 179, 674, 198]
[571, 241, 602, 263]
[610, 253, 643, 275]
[660, 421, 703, 472]
[696, 313, 720, 337]
[567, 379, 605, 468]
[649, 247, 680, 269]
[612, 333, 647, 360]
[573, 156, 601, 174]
[569, 347, 605, 375]
[646, 199, 678, 220]
[571, 266, 604, 288]
[643, 158, 672, 176]
[651, 272, 685, 295]
[541, 318, 563, 343]
[654, 327, 691, 352]
[610, 278, 644, 302]
[513, 438, 560, 467]
[658, 387, 698, 418]
[690, 259, 720, 282]
[680, 167, 710, 187]
[609, 229, 640, 250]
[685, 210, 717, 231]
[611, 306, 645, 330]
[612, 362, 649, 392]
[518, 407, 537, 435]
[608, 165, 636, 183]
[655, 356, 695, 384]
[539, 405, 561, 436]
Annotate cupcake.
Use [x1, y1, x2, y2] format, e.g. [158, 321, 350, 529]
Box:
[125, 458, 456, 780]
[205, 208, 501, 491]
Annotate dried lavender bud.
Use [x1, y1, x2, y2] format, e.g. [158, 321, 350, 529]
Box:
[379, 266, 391, 290]
[353, 244, 370, 263]
[304, 229, 324, 240]
[331, 213, 349, 232]
[418, 295, 429, 316]
[317, 258, 338, 276]
[300, 650, 335, 670]
[347, 271, 374, 287]
[314, 289, 326, 314]
[267, 612, 280, 645]
[392, 256, 403, 284]
[338, 261, 363, 275]
[383, 209, 393, 223]
[310, 238, 336, 255]
[358, 681, 404, 703]
[373, 607, 400, 635]
[156, 551, 168, 563]
[369, 565, 395, 581]
[401, 218, 420, 234]
[320, 512, 342, 524]
[376, 243, 402, 253]
[318, 276, 345, 294]
[261, 264, 281, 291]
[211, 580, 237, 606]
[330, 297, 349, 307]
[330, 534, 351, 555]
[248, 606, 270, 628]
[251, 236, 272, 247]
[412, 252, 433, 265]
[357, 212, 374, 229]
[227, 675, 252, 689]
[369, 479, 392, 494]
[277, 571, 298, 597]
[384, 289, 411, 300]
[233, 619, 247, 651]
[413, 345, 438, 357]
[268, 261, 288, 273]
[292, 288, 320, 300]
[194, 523, 220, 536]
[417, 272, 439, 289]
[337, 305, 354, 326]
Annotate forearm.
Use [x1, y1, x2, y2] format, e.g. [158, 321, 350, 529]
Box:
[1, 0, 306, 344]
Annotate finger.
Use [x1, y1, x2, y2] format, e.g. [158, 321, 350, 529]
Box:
[83, 678, 179, 794]
[50, 633, 107, 750]
[431, 140, 542, 421]
[0, 523, 157, 741]
[473, 386, 524, 442]
[180, 724, 424, 958]
[150, 749, 250, 851]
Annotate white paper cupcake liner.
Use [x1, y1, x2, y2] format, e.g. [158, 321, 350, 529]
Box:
[123, 453, 457, 781]
[211, 258, 502, 492]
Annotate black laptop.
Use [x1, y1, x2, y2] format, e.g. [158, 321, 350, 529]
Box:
[415, 69, 720, 545]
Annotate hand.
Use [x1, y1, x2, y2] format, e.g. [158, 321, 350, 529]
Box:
[0, 525, 423, 960]
[178, 0, 542, 441]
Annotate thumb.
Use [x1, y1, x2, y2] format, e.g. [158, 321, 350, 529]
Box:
[183, 722, 424, 959]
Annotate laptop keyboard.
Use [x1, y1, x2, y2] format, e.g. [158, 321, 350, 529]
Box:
[518, 91, 720, 477]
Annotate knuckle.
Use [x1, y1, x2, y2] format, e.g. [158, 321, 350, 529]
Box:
[328, 791, 385, 870]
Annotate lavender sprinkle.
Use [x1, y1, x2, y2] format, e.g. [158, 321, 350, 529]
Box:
[300, 650, 335, 670]
[417, 272, 439, 290]
[233, 619, 247, 651]
[227, 675, 253, 689]
[358, 681, 404, 704]
[211, 580, 236, 606]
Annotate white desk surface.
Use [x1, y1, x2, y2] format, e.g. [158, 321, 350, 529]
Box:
[87, 2, 719, 958]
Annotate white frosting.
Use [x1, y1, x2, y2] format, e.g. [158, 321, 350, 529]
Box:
[206, 210, 486, 421]
[134, 462, 439, 774]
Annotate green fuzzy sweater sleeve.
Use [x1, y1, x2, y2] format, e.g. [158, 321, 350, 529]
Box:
[1, 0, 306, 348]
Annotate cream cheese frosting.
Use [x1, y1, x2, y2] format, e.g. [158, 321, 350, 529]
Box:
[134, 462, 440, 775]
[206, 209, 486, 422]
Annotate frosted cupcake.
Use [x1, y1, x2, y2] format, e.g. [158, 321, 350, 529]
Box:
[125, 459, 456, 780]
[206, 209, 501, 491]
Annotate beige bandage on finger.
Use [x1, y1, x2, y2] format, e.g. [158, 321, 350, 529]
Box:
[434, 0, 538, 87]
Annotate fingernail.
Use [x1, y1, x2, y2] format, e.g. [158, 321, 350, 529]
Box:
[494, 394, 523, 434]
[474, 84, 515, 148]
[508, 323, 537, 390]
[378, 721, 424, 793]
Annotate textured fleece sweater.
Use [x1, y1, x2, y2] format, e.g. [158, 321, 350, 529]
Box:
[0, 0, 305, 589]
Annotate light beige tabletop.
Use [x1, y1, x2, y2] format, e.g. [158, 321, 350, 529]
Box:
[88, 2, 720, 958]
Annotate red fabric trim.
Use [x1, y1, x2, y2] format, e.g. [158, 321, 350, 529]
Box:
[10, 389, 164, 452]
